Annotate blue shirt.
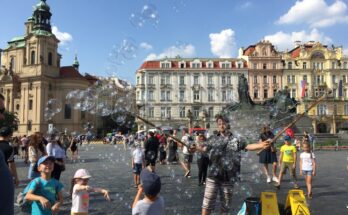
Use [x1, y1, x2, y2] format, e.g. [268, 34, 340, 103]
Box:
[28, 177, 63, 215]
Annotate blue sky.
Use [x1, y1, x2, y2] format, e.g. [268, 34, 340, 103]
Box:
[1, 0, 348, 83]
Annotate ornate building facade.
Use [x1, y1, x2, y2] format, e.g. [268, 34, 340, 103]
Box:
[135, 58, 248, 131]
[282, 41, 348, 133]
[239, 40, 283, 104]
[0, 0, 96, 135]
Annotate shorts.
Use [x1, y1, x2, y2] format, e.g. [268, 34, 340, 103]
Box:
[133, 163, 142, 174]
[202, 178, 233, 211]
[302, 170, 313, 176]
[184, 154, 193, 163]
[280, 162, 296, 177]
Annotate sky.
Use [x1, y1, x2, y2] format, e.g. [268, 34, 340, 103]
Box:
[1, 0, 348, 83]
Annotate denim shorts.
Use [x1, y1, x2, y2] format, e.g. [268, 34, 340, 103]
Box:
[302, 170, 313, 176]
[133, 163, 142, 174]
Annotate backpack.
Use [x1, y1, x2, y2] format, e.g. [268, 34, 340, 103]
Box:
[16, 179, 40, 213]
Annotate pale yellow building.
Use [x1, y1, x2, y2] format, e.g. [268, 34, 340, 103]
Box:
[282, 41, 348, 133]
[0, 0, 97, 135]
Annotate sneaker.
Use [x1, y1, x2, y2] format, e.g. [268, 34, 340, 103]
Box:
[274, 183, 280, 189]
[184, 170, 191, 177]
[308, 193, 313, 199]
[267, 176, 271, 183]
[272, 176, 279, 183]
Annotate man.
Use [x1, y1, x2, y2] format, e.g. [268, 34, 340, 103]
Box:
[144, 132, 160, 172]
[199, 115, 270, 215]
[179, 128, 194, 178]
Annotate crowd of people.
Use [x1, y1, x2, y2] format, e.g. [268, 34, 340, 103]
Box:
[0, 91, 319, 215]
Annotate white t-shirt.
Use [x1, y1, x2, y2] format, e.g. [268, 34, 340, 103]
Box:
[133, 148, 144, 164]
[46, 142, 66, 159]
[300, 152, 316, 171]
[71, 184, 90, 213]
[181, 135, 191, 155]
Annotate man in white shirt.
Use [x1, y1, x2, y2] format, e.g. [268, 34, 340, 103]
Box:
[179, 128, 194, 178]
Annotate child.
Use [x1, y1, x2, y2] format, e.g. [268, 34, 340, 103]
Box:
[299, 142, 316, 199]
[275, 135, 299, 189]
[132, 143, 145, 188]
[132, 167, 165, 215]
[70, 169, 110, 215]
[25, 155, 64, 215]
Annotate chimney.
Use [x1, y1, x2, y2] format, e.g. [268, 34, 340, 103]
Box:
[294, 41, 301, 47]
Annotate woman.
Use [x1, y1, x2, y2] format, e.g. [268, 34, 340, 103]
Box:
[69, 136, 79, 162]
[158, 133, 167, 165]
[196, 134, 209, 186]
[28, 133, 46, 179]
[259, 125, 278, 183]
[166, 130, 178, 164]
[11, 136, 20, 156]
[46, 133, 66, 180]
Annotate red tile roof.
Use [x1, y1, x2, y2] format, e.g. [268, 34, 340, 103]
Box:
[59, 66, 85, 79]
[139, 61, 160, 69]
[243, 45, 256, 56]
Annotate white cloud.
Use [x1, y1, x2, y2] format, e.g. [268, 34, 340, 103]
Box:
[209, 29, 236, 58]
[52, 26, 73, 45]
[264, 28, 332, 50]
[344, 48, 348, 56]
[240, 1, 252, 9]
[145, 44, 196, 60]
[277, 0, 348, 28]
[139, 42, 153, 50]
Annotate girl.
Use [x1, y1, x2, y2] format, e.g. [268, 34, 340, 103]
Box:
[70, 169, 110, 215]
[28, 133, 47, 180]
[69, 137, 79, 162]
[299, 141, 316, 199]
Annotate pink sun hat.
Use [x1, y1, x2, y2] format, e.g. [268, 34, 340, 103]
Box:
[74, 169, 92, 179]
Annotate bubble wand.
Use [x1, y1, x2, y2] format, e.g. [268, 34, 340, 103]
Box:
[135, 115, 189, 148]
[257, 90, 331, 154]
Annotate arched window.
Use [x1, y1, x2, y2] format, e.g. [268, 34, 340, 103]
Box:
[10, 57, 15, 71]
[48, 52, 53, 66]
[31, 51, 35, 65]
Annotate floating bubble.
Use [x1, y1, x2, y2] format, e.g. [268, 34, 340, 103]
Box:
[129, 12, 145, 28]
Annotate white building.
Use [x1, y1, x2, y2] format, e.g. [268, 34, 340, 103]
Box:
[135, 57, 248, 131]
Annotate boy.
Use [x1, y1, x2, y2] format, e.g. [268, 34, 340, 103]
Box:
[179, 128, 194, 178]
[25, 156, 64, 215]
[132, 143, 145, 188]
[132, 167, 165, 215]
[275, 135, 299, 189]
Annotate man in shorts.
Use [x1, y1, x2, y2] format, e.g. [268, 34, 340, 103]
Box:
[180, 128, 194, 178]
[198, 115, 270, 215]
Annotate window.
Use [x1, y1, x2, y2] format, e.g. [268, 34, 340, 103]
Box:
[148, 75, 154, 84]
[227, 76, 231, 85]
[193, 107, 200, 119]
[222, 90, 227, 101]
[253, 76, 257, 84]
[343, 75, 347, 83]
[27, 120, 32, 131]
[10, 57, 15, 71]
[193, 90, 200, 101]
[161, 62, 170, 68]
[208, 89, 214, 101]
[333, 89, 337, 98]
[148, 90, 154, 101]
[345, 104, 348, 115]
[179, 90, 185, 102]
[303, 62, 307, 69]
[291, 75, 295, 84]
[192, 62, 200, 68]
[273, 76, 277, 84]
[208, 75, 213, 85]
[180, 63, 185, 68]
[179, 76, 185, 85]
[194, 75, 199, 85]
[161, 107, 166, 118]
[136, 76, 140, 85]
[141, 76, 145, 85]
[179, 107, 186, 118]
[291, 89, 296, 98]
[81, 111, 85, 120]
[31, 51, 35, 65]
[166, 107, 171, 118]
[344, 62, 347, 69]
[222, 76, 226, 85]
[48, 52, 53, 66]
[273, 89, 277, 97]
[253, 63, 257, 69]
[287, 75, 291, 84]
[332, 75, 336, 84]
[16, 104, 20, 110]
[263, 75, 267, 84]
[288, 62, 292, 69]
[253, 89, 258, 99]
[238, 62, 243, 68]
[64, 104, 72, 119]
[161, 91, 165, 101]
[317, 104, 327, 115]
[166, 91, 171, 101]
[303, 75, 307, 82]
[148, 107, 154, 118]
[141, 90, 145, 101]
[263, 63, 267, 69]
[161, 76, 165, 85]
[273, 63, 276, 69]
[221, 63, 230, 69]
[29, 99, 33, 110]
[332, 61, 336, 69]
[264, 89, 268, 99]
[136, 91, 140, 100]
[208, 107, 214, 118]
[207, 62, 213, 68]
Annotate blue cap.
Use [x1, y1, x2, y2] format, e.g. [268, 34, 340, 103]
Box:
[37, 155, 55, 166]
[140, 168, 161, 196]
[284, 135, 291, 141]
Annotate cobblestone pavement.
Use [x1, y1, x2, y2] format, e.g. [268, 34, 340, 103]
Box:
[14, 144, 348, 215]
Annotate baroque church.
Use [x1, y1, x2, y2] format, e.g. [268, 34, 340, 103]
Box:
[0, 0, 97, 135]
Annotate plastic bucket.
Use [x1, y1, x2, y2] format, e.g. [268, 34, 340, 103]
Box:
[245, 197, 261, 215]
